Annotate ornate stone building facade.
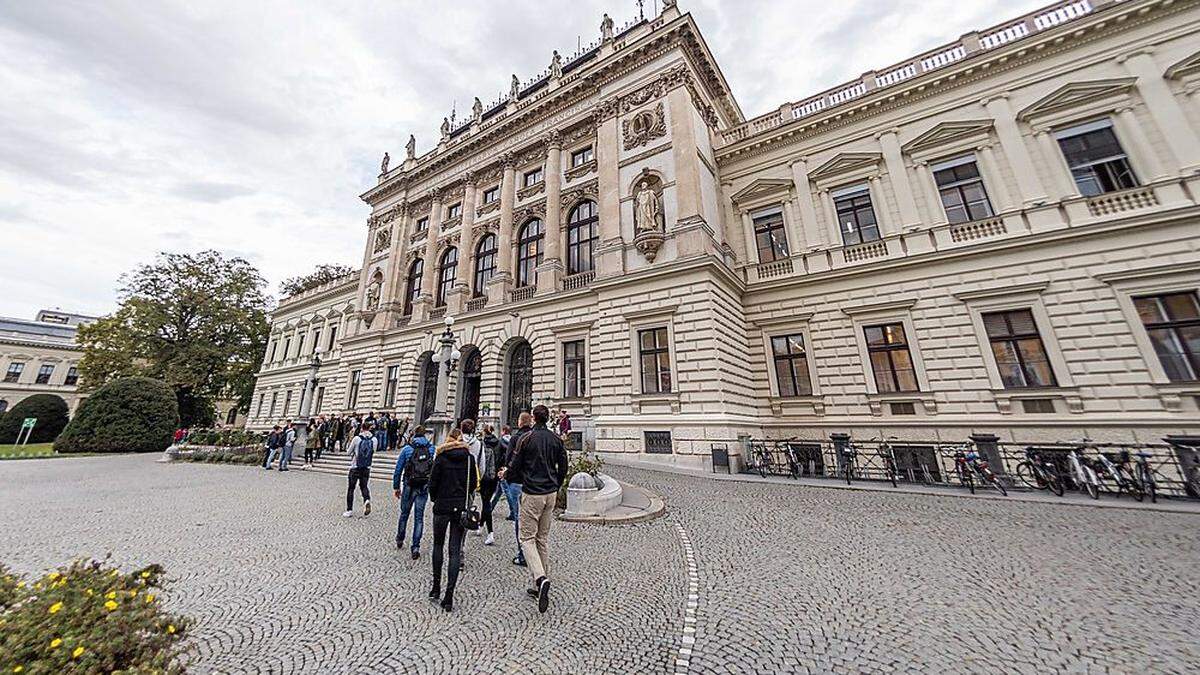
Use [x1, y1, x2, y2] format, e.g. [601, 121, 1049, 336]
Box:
[251, 0, 1200, 467]
[0, 310, 94, 416]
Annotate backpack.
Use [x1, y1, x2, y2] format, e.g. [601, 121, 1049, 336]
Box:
[480, 438, 498, 481]
[406, 441, 434, 487]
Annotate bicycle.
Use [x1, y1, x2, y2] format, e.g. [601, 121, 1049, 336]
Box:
[1132, 450, 1158, 504]
[1015, 447, 1064, 497]
[749, 441, 773, 478]
[839, 441, 858, 485]
[875, 437, 899, 488]
[951, 443, 1008, 496]
[1067, 446, 1100, 500]
[782, 441, 802, 480]
[1091, 449, 1142, 501]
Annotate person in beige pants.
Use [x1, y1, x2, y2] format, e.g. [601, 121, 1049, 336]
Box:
[501, 405, 568, 614]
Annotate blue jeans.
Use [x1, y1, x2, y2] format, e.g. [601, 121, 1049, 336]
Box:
[396, 484, 429, 552]
[491, 479, 507, 511]
[505, 481, 523, 561]
[266, 446, 281, 468]
[375, 431, 388, 455]
[280, 444, 294, 470]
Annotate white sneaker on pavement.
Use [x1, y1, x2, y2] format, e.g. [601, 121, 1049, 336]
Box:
[484, 533, 495, 546]
[342, 510, 353, 518]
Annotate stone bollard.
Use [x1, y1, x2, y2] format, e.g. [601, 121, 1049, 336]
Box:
[565, 472, 600, 517]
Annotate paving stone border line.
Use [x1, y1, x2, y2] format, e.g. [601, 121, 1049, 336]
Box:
[673, 521, 700, 675]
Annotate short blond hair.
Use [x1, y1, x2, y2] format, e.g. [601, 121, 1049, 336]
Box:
[517, 412, 533, 427]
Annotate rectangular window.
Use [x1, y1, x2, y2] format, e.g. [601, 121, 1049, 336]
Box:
[571, 146, 594, 167]
[523, 167, 543, 187]
[283, 390, 293, 417]
[384, 365, 399, 407]
[933, 155, 993, 224]
[563, 340, 586, 398]
[752, 207, 789, 263]
[348, 370, 362, 408]
[482, 186, 499, 204]
[865, 323, 919, 393]
[1055, 119, 1138, 197]
[315, 387, 325, 414]
[283, 338, 292, 360]
[311, 330, 321, 354]
[833, 185, 880, 245]
[644, 431, 673, 454]
[269, 392, 279, 417]
[771, 334, 812, 397]
[35, 364, 54, 385]
[4, 363, 23, 383]
[268, 341, 277, 362]
[296, 333, 305, 356]
[446, 203, 462, 219]
[328, 325, 338, 351]
[256, 394, 266, 417]
[889, 402, 917, 416]
[638, 327, 672, 394]
[416, 217, 429, 232]
[982, 309, 1057, 388]
[1134, 292, 1200, 382]
[1022, 398, 1056, 414]
[64, 366, 79, 386]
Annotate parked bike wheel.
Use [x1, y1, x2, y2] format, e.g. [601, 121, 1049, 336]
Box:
[1127, 479, 1144, 502]
[888, 467, 898, 488]
[958, 466, 975, 494]
[1015, 461, 1046, 490]
[756, 456, 768, 478]
[844, 463, 853, 486]
[1083, 479, 1099, 500]
[1046, 473, 1065, 497]
[987, 473, 1008, 497]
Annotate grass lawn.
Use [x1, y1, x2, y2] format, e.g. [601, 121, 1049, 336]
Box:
[0, 442, 57, 459]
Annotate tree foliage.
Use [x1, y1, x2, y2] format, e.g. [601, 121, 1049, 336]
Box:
[76, 251, 270, 426]
[54, 377, 179, 454]
[279, 263, 355, 298]
[0, 394, 70, 444]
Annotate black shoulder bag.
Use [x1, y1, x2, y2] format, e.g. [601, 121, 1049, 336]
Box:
[458, 454, 481, 531]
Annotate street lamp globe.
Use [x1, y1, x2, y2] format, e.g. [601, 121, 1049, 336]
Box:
[444, 315, 455, 327]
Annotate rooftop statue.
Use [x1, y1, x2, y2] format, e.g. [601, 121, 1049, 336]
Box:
[406, 134, 416, 160]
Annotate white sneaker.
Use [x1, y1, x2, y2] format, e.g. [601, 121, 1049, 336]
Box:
[342, 510, 353, 518]
[484, 533, 495, 546]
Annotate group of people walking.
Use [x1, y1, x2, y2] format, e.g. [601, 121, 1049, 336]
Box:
[344, 405, 569, 614]
[260, 412, 411, 471]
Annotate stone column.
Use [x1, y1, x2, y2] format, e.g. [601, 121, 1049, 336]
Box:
[595, 102, 625, 278]
[1113, 106, 1167, 181]
[976, 144, 1015, 212]
[740, 211, 757, 264]
[984, 96, 1047, 205]
[486, 155, 516, 303]
[538, 132, 564, 294]
[913, 161, 948, 226]
[1033, 129, 1078, 200]
[878, 130, 921, 229]
[450, 176, 477, 314]
[417, 190, 443, 320]
[789, 158, 824, 248]
[1123, 50, 1200, 174]
[867, 175, 892, 235]
[819, 189, 841, 246]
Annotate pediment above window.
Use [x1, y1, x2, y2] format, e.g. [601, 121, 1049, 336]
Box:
[808, 152, 883, 185]
[1166, 50, 1200, 80]
[730, 178, 792, 206]
[902, 120, 994, 158]
[1017, 78, 1136, 125]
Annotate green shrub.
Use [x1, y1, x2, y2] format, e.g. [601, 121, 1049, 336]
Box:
[177, 446, 262, 465]
[54, 378, 178, 454]
[180, 428, 265, 448]
[0, 395, 70, 444]
[0, 559, 190, 674]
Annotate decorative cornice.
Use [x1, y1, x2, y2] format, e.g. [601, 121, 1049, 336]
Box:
[952, 281, 1049, 302]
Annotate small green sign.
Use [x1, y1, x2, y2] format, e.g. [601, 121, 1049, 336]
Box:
[20, 418, 36, 430]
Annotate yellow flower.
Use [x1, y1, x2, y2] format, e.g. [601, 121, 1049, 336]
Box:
[15, 581, 24, 589]
[49, 638, 62, 649]
[140, 571, 150, 579]
[104, 600, 118, 611]
[48, 572, 59, 581]
[72, 646, 85, 659]
[105, 591, 116, 600]
[49, 601, 63, 614]
[167, 624, 176, 634]
[86, 589, 94, 596]
[128, 589, 137, 597]
[145, 593, 156, 603]
[13, 666, 24, 673]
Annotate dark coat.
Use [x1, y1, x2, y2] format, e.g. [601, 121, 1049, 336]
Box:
[505, 424, 568, 496]
[428, 443, 479, 516]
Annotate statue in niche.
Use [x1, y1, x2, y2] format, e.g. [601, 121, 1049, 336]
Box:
[550, 51, 563, 79]
[472, 97, 482, 122]
[634, 178, 663, 234]
[380, 152, 390, 174]
[406, 135, 416, 160]
[365, 279, 381, 311]
[601, 13, 614, 41]
[510, 74, 521, 100]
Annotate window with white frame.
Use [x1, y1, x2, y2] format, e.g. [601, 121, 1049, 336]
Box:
[562, 340, 586, 398]
[1055, 119, 1138, 197]
[5, 362, 24, 383]
[269, 392, 278, 417]
[982, 309, 1057, 388]
[571, 146, 594, 167]
[638, 327, 672, 394]
[1134, 292, 1200, 382]
[523, 167, 544, 187]
[35, 364, 54, 385]
[64, 366, 78, 386]
[832, 184, 880, 245]
[482, 186, 499, 204]
[446, 203, 462, 219]
[415, 216, 429, 232]
[933, 155, 993, 224]
[347, 370, 362, 408]
[752, 206, 789, 263]
[384, 365, 400, 407]
[771, 334, 812, 397]
[283, 390, 293, 417]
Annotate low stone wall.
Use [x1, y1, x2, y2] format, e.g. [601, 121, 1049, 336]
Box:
[564, 472, 623, 518]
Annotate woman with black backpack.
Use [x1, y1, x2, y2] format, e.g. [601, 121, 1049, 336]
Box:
[475, 424, 502, 546]
[427, 427, 479, 612]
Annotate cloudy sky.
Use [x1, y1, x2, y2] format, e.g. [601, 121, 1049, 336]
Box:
[0, 0, 1046, 319]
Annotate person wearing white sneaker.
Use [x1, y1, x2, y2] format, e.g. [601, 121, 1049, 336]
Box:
[475, 423, 502, 547]
[344, 422, 377, 518]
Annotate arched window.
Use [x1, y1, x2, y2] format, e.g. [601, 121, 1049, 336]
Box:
[473, 234, 497, 297]
[436, 247, 458, 307]
[516, 219, 544, 288]
[505, 340, 533, 427]
[417, 353, 437, 423]
[403, 258, 423, 316]
[567, 200, 599, 275]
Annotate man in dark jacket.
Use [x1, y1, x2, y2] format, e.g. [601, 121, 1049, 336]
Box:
[343, 423, 376, 518]
[503, 405, 568, 613]
[427, 432, 478, 613]
[392, 427, 435, 559]
[262, 425, 283, 469]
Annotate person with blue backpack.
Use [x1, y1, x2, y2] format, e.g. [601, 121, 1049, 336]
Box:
[392, 425, 435, 559]
[343, 422, 376, 518]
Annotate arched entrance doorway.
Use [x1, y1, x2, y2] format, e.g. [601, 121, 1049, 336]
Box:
[416, 352, 438, 424]
[456, 346, 482, 423]
[504, 340, 533, 428]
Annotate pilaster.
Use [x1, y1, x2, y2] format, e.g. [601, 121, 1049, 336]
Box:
[595, 105, 625, 278]
[878, 130, 921, 229]
[538, 132, 564, 294]
[984, 96, 1048, 205]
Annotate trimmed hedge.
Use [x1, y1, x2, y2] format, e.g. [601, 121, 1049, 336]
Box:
[54, 378, 179, 454]
[0, 394, 70, 444]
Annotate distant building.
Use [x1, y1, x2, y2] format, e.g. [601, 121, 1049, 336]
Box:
[0, 310, 96, 416]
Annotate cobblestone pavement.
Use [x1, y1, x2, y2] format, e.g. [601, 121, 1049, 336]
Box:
[1, 455, 1197, 674]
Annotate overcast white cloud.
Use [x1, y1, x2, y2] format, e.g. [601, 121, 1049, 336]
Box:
[0, 0, 1047, 319]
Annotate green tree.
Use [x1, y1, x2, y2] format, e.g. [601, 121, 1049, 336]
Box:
[280, 263, 355, 298]
[76, 251, 270, 427]
[0, 394, 70, 443]
[55, 377, 179, 454]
